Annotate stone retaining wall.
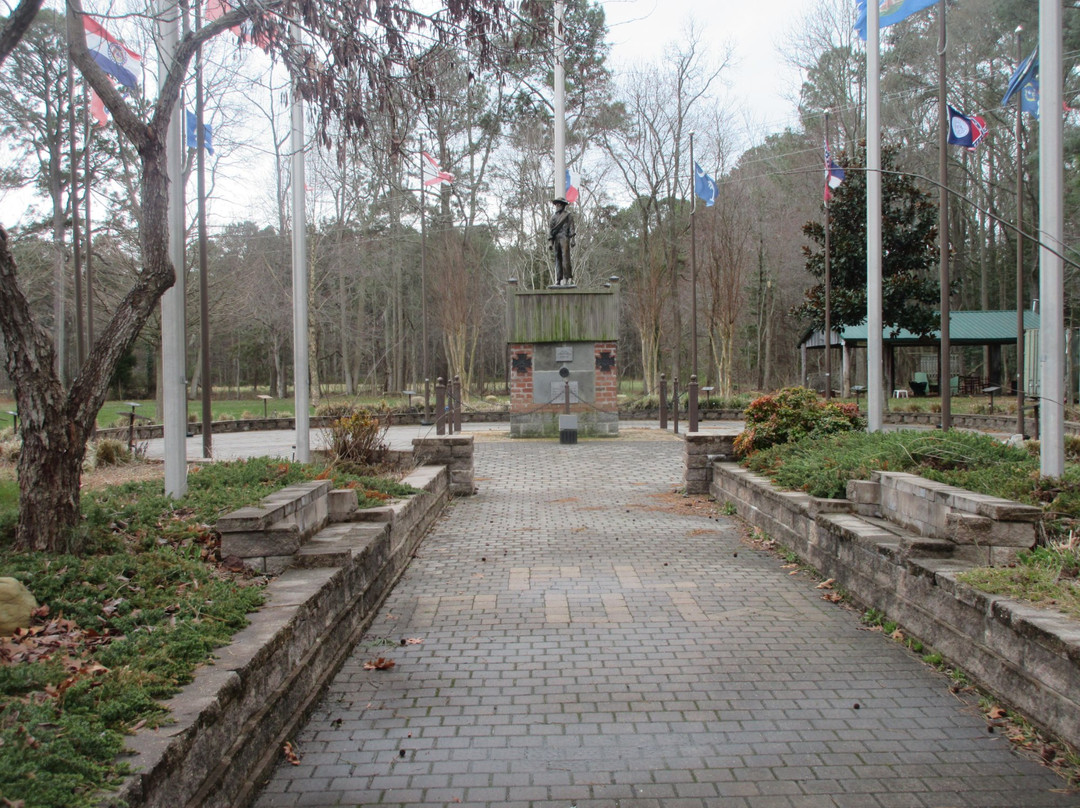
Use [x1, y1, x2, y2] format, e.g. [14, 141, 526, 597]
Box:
[103, 463, 457, 808]
[710, 462, 1080, 752]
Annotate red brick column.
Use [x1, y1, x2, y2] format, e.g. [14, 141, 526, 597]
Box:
[594, 342, 618, 412]
[509, 344, 534, 413]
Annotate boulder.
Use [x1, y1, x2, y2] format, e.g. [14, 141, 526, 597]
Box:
[0, 577, 37, 635]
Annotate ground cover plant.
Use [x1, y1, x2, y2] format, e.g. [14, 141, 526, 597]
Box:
[0, 456, 414, 808]
[740, 428, 1080, 620]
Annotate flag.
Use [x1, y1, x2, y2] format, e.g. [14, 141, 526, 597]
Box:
[564, 169, 579, 204]
[854, 0, 936, 41]
[693, 162, 716, 207]
[89, 88, 108, 127]
[1002, 47, 1038, 108]
[1022, 82, 1040, 119]
[83, 17, 141, 90]
[824, 141, 845, 201]
[421, 152, 453, 186]
[205, 0, 272, 50]
[205, 0, 243, 36]
[185, 110, 215, 155]
[946, 105, 987, 150]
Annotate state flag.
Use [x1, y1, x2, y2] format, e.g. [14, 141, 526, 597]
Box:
[185, 110, 215, 155]
[82, 17, 141, 90]
[824, 141, 845, 201]
[422, 152, 453, 186]
[946, 105, 987, 150]
[855, 0, 936, 41]
[564, 169, 579, 204]
[694, 162, 716, 208]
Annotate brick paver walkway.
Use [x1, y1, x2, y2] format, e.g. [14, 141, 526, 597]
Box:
[255, 437, 1078, 808]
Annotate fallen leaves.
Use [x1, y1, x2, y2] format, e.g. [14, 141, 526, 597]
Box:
[821, 592, 844, 603]
[403, 638, 423, 645]
[815, 578, 835, 590]
[363, 657, 396, 671]
[283, 741, 301, 765]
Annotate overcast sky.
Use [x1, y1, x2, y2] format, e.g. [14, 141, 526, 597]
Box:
[601, 0, 824, 137]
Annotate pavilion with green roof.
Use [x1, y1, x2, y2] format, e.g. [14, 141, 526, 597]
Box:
[799, 310, 1041, 397]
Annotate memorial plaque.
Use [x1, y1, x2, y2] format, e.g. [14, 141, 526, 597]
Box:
[555, 346, 574, 362]
[550, 381, 580, 403]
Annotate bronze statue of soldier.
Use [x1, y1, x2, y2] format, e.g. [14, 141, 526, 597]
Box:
[549, 197, 575, 286]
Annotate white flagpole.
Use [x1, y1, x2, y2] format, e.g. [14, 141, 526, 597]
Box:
[937, 0, 951, 429]
[553, 0, 566, 201]
[1039, 0, 1064, 476]
[291, 23, 310, 463]
[158, 0, 187, 496]
[866, 0, 883, 431]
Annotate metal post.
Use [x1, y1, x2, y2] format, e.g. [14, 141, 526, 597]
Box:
[290, 22, 310, 463]
[937, 0, 951, 431]
[1039, 0, 1064, 475]
[659, 374, 667, 430]
[689, 375, 699, 432]
[553, 0, 566, 200]
[866, 0, 883, 431]
[158, 0, 187, 497]
[195, 1, 212, 460]
[673, 376, 680, 435]
[435, 377, 446, 436]
[1015, 28, 1026, 438]
[823, 110, 832, 401]
[453, 375, 462, 434]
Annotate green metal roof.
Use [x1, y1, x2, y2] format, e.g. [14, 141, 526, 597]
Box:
[837, 310, 1041, 345]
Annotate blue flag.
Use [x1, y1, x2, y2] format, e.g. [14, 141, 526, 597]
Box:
[1002, 47, 1038, 108]
[854, 0, 937, 41]
[1021, 81, 1040, 119]
[185, 110, 215, 155]
[694, 162, 716, 208]
[946, 105, 988, 149]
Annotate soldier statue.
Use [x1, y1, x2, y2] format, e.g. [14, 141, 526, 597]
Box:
[549, 197, 576, 286]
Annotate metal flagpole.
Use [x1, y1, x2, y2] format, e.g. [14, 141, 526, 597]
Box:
[84, 88, 94, 355]
[689, 133, 697, 377]
[291, 21, 310, 463]
[67, 51, 85, 368]
[195, 0, 212, 459]
[553, 0, 566, 202]
[1015, 27, 1025, 438]
[158, 0, 187, 497]
[1039, 0, 1064, 476]
[420, 137, 430, 424]
[937, 0, 951, 429]
[866, 0, 883, 431]
[689, 132, 698, 431]
[823, 111, 832, 401]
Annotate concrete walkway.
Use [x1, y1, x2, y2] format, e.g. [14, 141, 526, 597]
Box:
[251, 434, 1076, 808]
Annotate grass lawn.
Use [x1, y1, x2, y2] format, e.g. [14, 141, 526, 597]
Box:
[0, 456, 415, 808]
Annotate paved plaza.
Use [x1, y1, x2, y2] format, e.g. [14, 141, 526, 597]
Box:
[248, 433, 1076, 808]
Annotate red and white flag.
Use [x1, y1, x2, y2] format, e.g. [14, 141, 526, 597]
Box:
[89, 88, 108, 127]
[205, 0, 273, 50]
[421, 152, 453, 186]
[83, 17, 141, 90]
[564, 169, 579, 204]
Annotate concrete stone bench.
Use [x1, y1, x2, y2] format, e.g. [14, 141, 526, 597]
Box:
[848, 471, 1040, 565]
[218, 436, 475, 575]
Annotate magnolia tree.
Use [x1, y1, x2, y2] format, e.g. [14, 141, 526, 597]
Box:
[0, 0, 515, 552]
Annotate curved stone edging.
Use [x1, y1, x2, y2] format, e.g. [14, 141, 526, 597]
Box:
[103, 464, 451, 808]
[710, 461, 1080, 752]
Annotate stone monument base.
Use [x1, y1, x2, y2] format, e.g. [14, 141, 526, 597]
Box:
[511, 411, 618, 438]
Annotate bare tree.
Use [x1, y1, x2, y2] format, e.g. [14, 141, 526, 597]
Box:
[0, 0, 512, 552]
